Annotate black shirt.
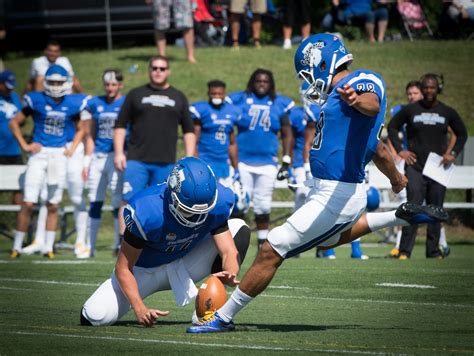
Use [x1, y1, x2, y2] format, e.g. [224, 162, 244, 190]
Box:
[388, 100, 467, 172]
[116, 84, 194, 163]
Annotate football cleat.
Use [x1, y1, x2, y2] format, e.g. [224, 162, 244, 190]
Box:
[395, 203, 448, 224]
[10, 249, 21, 259]
[76, 248, 91, 259]
[440, 245, 450, 258]
[43, 251, 55, 259]
[398, 254, 408, 260]
[351, 241, 368, 260]
[22, 241, 44, 255]
[387, 248, 399, 258]
[186, 311, 235, 333]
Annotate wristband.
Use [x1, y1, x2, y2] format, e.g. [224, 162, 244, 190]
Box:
[282, 155, 292, 165]
[304, 162, 311, 172]
[83, 155, 92, 169]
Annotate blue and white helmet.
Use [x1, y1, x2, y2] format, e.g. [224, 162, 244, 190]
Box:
[294, 33, 353, 105]
[44, 64, 72, 98]
[167, 157, 218, 227]
[366, 186, 380, 212]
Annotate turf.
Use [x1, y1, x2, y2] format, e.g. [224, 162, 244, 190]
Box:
[0, 242, 473, 354]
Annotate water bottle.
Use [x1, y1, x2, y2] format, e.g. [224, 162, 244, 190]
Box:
[128, 64, 139, 74]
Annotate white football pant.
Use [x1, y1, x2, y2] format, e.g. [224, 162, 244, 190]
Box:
[238, 162, 277, 215]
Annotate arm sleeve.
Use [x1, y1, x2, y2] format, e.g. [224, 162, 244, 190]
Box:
[115, 91, 133, 129]
[189, 104, 201, 120]
[21, 94, 34, 116]
[448, 109, 468, 156]
[211, 221, 229, 235]
[180, 94, 194, 134]
[123, 228, 146, 249]
[347, 73, 385, 102]
[123, 204, 148, 240]
[387, 107, 408, 153]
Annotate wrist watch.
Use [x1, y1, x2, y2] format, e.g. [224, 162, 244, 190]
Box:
[450, 150, 457, 158]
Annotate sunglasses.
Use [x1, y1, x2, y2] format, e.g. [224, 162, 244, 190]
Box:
[150, 66, 168, 72]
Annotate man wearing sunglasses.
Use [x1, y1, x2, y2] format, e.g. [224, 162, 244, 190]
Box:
[114, 55, 196, 242]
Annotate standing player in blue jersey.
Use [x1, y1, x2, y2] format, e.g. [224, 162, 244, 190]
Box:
[8, 65, 88, 258]
[78, 69, 127, 258]
[227, 69, 294, 248]
[187, 33, 448, 333]
[80, 157, 250, 327]
[190, 80, 241, 186]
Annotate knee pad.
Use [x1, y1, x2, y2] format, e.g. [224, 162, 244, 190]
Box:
[80, 308, 92, 326]
[255, 213, 270, 225]
[81, 304, 112, 326]
[89, 201, 104, 219]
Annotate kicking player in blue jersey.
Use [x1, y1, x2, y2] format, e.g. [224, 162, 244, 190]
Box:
[190, 79, 241, 186]
[227, 69, 294, 248]
[77, 69, 127, 258]
[187, 33, 448, 333]
[80, 157, 250, 327]
[9, 65, 88, 258]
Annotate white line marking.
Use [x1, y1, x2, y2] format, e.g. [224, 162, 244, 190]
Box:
[2, 277, 472, 309]
[268, 285, 310, 290]
[376, 283, 436, 289]
[31, 260, 113, 265]
[8, 331, 392, 355]
[0, 286, 33, 291]
[0, 278, 99, 287]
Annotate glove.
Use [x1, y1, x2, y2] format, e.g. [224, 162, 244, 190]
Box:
[277, 162, 290, 181]
[232, 169, 240, 182]
[304, 162, 312, 180]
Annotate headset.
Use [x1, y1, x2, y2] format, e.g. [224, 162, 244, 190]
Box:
[420, 73, 444, 94]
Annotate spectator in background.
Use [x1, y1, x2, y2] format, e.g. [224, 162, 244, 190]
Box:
[226, 69, 294, 249]
[322, 0, 388, 43]
[0, 70, 23, 205]
[27, 40, 83, 93]
[281, 0, 311, 50]
[446, 0, 474, 22]
[145, 0, 197, 63]
[114, 55, 195, 242]
[230, 0, 267, 49]
[190, 80, 241, 186]
[388, 74, 467, 259]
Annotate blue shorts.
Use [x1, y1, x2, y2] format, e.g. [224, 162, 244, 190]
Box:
[123, 160, 174, 201]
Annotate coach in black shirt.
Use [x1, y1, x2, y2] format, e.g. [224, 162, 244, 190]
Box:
[114, 55, 195, 203]
[388, 74, 467, 258]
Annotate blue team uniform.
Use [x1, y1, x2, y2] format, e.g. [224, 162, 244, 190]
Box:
[289, 106, 307, 169]
[190, 101, 241, 178]
[23, 92, 88, 147]
[390, 104, 408, 150]
[306, 70, 386, 183]
[123, 183, 235, 268]
[0, 92, 22, 156]
[86, 95, 127, 153]
[227, 91, 294, 166]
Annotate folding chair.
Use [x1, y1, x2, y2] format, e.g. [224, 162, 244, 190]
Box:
[397, 0, 433, 41]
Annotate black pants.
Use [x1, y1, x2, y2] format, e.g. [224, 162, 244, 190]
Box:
[399, 165, 446, 258]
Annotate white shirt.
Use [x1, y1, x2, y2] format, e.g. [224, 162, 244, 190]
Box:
[30, 56, 74, 79]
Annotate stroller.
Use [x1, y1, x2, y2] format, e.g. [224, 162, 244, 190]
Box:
[194, 0, 230, 46]
[397, 0, 433, 41]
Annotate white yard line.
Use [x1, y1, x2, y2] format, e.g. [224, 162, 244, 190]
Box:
[7, 330, 394, 355]
[376, 283, 436, 289]
[1, 277, 472, 309]
[0, 286, 33, 291]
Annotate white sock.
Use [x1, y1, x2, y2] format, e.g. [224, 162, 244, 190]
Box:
[257, 229, 268, 243]
[89, 218, 101, 254]
[44, 231, 56, 253]
[218, 286, 253, 323]
[13, 231, 26, 251]
[74, 208, 88, 247]
[396, 228, 402, 249]
[439, 226, 447, 247]
[114, 217, 121, 249]
[366, 211, 409, 232]
[34, 204, 48, 245]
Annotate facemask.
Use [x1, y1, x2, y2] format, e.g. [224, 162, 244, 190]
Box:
[210, 98, 223, 106]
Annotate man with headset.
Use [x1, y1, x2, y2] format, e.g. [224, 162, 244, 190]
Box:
[388, 73, 467, 259]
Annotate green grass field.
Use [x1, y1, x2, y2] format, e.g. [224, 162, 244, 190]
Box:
[0, 242, 473, 354]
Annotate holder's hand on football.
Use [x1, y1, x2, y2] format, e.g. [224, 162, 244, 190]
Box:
[134, 306, 169, 327]
[212, 271, 240, 287]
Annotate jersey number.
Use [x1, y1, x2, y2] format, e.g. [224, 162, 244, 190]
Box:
[248, 106, 271, 131]
[98, 116, 116, 139]
[312, 111, 325, 150]
[44, 114, 65, 137]
[215, 125, 227, 144]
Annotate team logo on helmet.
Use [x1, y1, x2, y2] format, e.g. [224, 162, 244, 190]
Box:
[301, 42, 324, 68]
[168, 168, 185, 192]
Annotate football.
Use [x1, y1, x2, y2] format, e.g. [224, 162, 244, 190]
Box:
[195, 275, 227, 318]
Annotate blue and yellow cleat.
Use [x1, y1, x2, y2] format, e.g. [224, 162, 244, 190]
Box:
[186, 311, 235, 333]
[395, 203, 448, 224]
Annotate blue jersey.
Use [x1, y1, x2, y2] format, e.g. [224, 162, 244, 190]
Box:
[0, 92, 22, 156]
[190, 101, 241, 178]
[86, 95, 126, 153]
[228, 91, 294, 166]
[123, 183, 235, 268]
[289, 106, 307, 169]
[23, 92, 88, 148]
[390, 104, 408, 150]
[307, 70, 386, 183]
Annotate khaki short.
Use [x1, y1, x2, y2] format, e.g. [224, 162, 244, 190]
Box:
[230, 0, 267, 14]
